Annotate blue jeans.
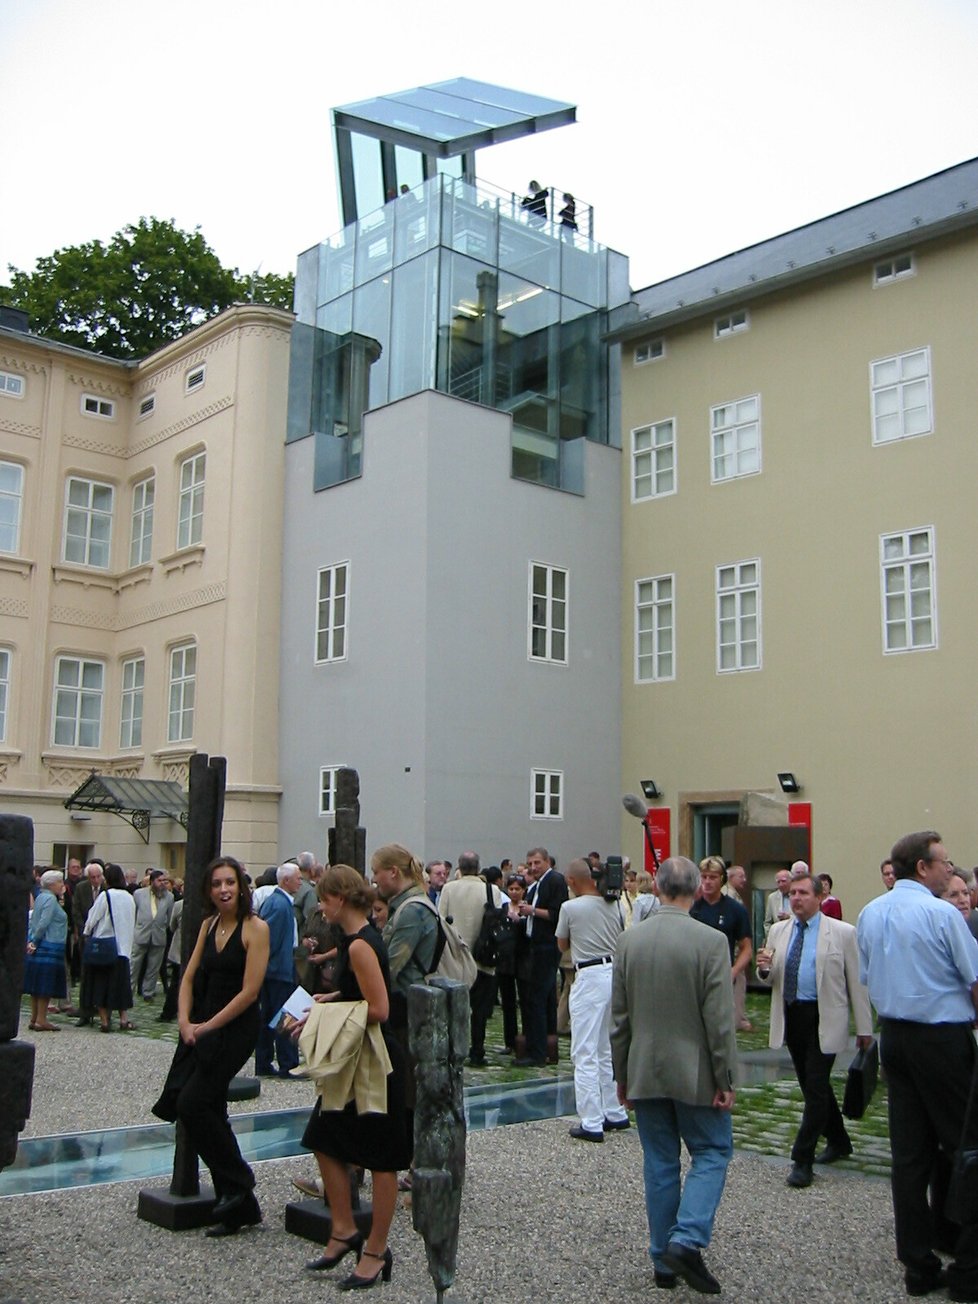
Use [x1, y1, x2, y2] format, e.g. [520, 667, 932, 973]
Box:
[255, 976, 299, 1074]
[634, 1097, 733, 1270]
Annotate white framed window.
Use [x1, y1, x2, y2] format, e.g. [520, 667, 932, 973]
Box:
[0, 648, 10, 742]
[711, 395, 760, 483]
[529, 563, 567, 663]
[319, 765, 346, 816]
[167, 643, 196, 742]
[715, 310, 749, 339]
[316, 563, 349, 662]
[63, 477, 113, 568]
[880, 527, 937, 653]
[129, 476, 154, 567]
[185, 364, 206, 393]
[138, 394, 156, 418]
[871, 348, 932, 444]
[120, 656, 144, 749]
[0, 370, 24, 398]
[636, 575, 675, 682]
[874, 254, 915, 285]
[634, 339, 664, 365]
[81, 394, 115, 419]
[632, 419, 676, 501]
[531, 768, 563, 820]
[177, 451, 205, 549]
[0, 461, 24, 554]
[716, 559, 761, 673]
[53, 656, 104, 748]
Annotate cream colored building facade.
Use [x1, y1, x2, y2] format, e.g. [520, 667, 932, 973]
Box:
[0, 303, 292, 873]
[615, 158, 978, 918]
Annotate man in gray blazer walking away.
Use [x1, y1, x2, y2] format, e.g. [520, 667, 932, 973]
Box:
[611, 855, 736, 1296]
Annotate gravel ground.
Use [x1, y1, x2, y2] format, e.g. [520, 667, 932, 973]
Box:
[2, 1024, 906, 1303]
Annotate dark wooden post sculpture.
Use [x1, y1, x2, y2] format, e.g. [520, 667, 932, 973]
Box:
[328, 766, 366, 872]
[0, 814, 36, 1175]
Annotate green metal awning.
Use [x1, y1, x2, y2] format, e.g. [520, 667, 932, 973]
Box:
[64, 773, 189, 844]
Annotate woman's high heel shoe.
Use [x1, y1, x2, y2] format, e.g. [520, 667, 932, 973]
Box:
[338, 1247, 393, 1290]
[305, 1231, 364, 1271]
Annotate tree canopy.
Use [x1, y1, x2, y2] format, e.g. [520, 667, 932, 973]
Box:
[2, 218, 294, 360]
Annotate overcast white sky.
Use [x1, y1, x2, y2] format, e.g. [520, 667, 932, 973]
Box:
[2, 0, 977, 293]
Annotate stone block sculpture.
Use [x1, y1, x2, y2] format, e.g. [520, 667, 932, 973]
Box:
[328, 766, 366, 872]
[0, 814, 35, 1173]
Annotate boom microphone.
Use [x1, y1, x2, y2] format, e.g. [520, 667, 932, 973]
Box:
[622, 793, 648, 820]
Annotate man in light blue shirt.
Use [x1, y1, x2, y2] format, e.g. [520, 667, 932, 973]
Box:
[857, 830, 978, 1302]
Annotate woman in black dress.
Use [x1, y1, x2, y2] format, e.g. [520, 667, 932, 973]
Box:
[152, 855, 269, 1236]
[298, 864, 410, 1289]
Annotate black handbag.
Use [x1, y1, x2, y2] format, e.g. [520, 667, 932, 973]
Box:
[842, 1038, 879, 1120]
[947, 1054, 978, 1224]
[85, 892, 118, 967]
[472, 881, 516, 969]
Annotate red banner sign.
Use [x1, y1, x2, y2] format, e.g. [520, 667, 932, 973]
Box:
[644, 808, 671, 874]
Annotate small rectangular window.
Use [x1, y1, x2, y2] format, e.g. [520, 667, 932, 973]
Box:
[529, 563, 568, 664]
[636, 575, 675, 682]
[0, 370, 24, 398]
[167, 643, 196, 742]
[53, 656, 104, 748]
[716, 559, 761, 673]
[177, 452, 205, 549]
[0, 648, 10, 742]
[82, 394, 115, 419]
[634, 339, 664, 365]
[632, 420, 676, 501]
[316, 563, 349, 662]
[874, 254, 915, 285]
[531, 768, 563, 820]
[63, 477, 113, 568]
[138, 394, 156, 418]
[319, 765, 346, 816]
[120, 656, 144, 749]
[715, 310, 749, 339]
[185, 365, 206, 393]
[0, 461, 24, 554]
[129, 476, 154, 567]
[871, 348, 932, 444]
[711, 395, 761, 482]
[880, 528, 937, 653]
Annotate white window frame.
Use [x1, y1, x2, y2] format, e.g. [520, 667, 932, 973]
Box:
[631, 419, 676, 502]
[870, 347, 933, 445]
[52, 655, 104, 749]
[167, 642, 196, 743]
[530, 768, 563, 820]
[129, 476, 154, 568]
[0, 460, 24, 555]
[81, 394, 115, 419]
[880, 527, 937, 654]
[528, 563, 568, 664]
[714, 309, 749, 339]
[874, 253, 915, 286]
[120, 655, 144, 749]
[0, 370, 24, 398]
[716, 559, 761, 674]
[185, 364, 206, 394]
[62, 476, 114, 568]
[176, 451, 205, 550]
[316, 562, 349, 663]
[0, 648, 10, 742]
[634, 339, 665, 365]
[635, 574, 675, 683]
[711, 394, 761, 483]
[319, 765, 347, 816]
[138, 393, 156, 419]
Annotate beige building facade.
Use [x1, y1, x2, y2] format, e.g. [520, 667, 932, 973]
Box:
[614, 158, 978, 918]
[0, 303, 292, 873]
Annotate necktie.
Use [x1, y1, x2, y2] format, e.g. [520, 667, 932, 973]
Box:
[150, 894, 158, 919]
[526, 883, 537, 939]
[783, 920, 806, 1005]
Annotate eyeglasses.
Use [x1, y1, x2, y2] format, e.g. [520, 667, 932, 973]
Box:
[928, 856, 953, 867]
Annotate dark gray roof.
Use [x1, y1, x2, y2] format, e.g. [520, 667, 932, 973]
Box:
[612, 156, 978, 340]
[332, 78, 575, 158]
[65, 774, 188, 842]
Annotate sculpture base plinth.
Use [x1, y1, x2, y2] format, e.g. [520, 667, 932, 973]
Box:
[137, 1185, 217, 1230]
[284, 1197, 373, 1244]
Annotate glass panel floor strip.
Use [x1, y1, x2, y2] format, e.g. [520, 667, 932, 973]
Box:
[0, 1077, 578, 1198]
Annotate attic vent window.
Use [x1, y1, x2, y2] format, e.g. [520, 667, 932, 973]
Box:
[874, 254, 915, 285]
[185, 365, 206, 393]
[714, 310, 749, 339]
[634, 339, 665, 365]
[139, 394, 156, 418]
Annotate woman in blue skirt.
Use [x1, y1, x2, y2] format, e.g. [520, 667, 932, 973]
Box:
[25, 869, 68, 1031]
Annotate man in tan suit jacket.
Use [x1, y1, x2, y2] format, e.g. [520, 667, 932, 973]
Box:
[611, 856, 736, 1296]
[757, 872, 873, 1190]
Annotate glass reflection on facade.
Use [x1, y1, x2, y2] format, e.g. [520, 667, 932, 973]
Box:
[288, 174, 628, 493]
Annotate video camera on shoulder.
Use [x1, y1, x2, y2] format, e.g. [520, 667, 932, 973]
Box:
[595, 855, 624, 902]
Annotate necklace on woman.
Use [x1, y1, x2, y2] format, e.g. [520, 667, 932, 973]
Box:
[217, 917, 233, 943]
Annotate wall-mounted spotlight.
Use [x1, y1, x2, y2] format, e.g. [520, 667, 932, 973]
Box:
[640, 779, 662, 801]
[777, 772, 801, 794]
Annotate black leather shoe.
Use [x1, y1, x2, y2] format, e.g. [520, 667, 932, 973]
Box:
[661, 1242, 721, 1295]
[306, 1231, 364, 1270]
[204, 1196, 261, 1237]
[338, 1247, 393, 1290]
[603, 1117, 631, 1132]
[786, 1162, 813, 1188]
[947, 1286, 978, 1303]
[210, 1190, 248, 1223]
[654, 1269, 677, 1289]
[75, 1016, 91, 1027]
[512, 1057, 547, 1068]
[568, 1124, 604, 1143]
[907, 1266, 948, 1296]
[814, 1143, 852, 1164]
